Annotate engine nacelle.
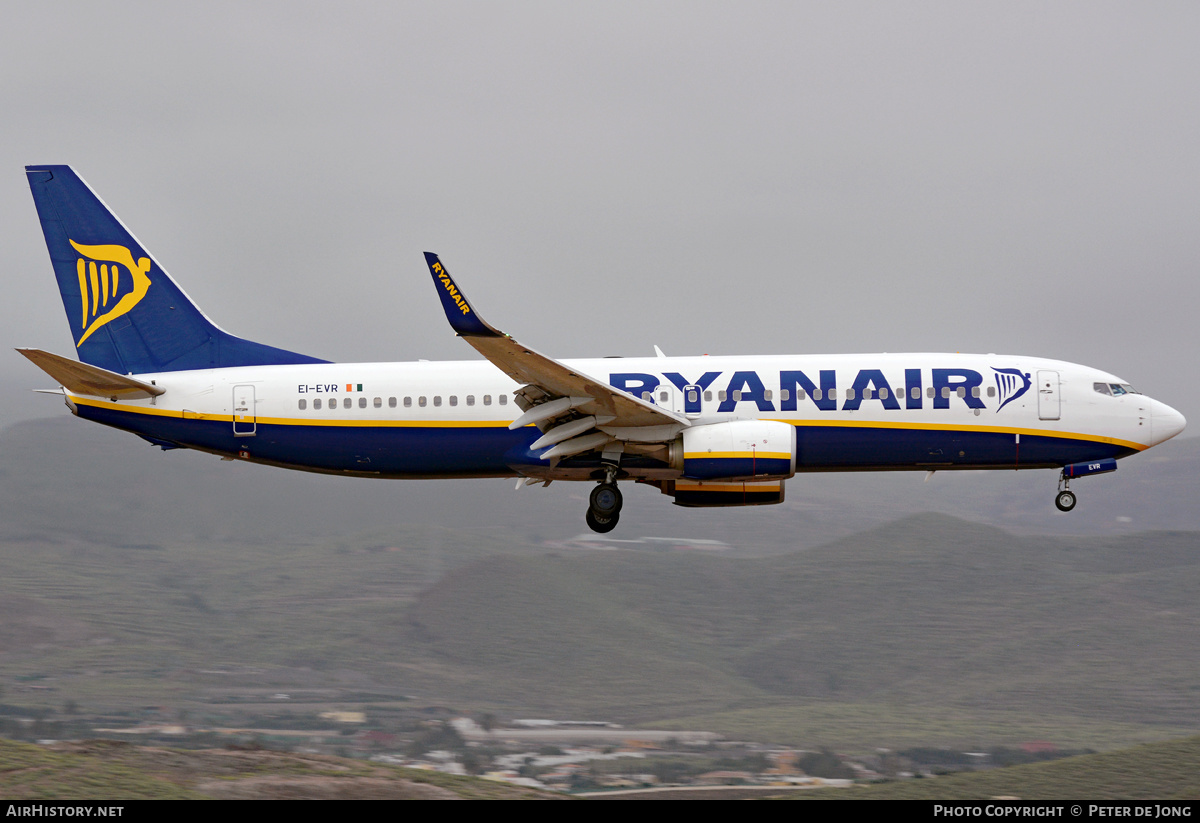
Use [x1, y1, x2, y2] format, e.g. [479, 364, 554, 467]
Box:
[677, 420, 797, 481]
[671, 478, 786, 508]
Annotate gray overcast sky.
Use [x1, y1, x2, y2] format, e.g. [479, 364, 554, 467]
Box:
[3, 1, 1198, 428]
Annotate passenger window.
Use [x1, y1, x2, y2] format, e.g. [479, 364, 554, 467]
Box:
[642, 391, 652, 401]
[941, 387, 951, 399]
[764, 389, 773, 401]
[911, 387, 920, 400]
[987, 387, 996, 398]
[659, 391, 669, 403]
[434, 396, 442, 407]
[704, 391, 712, 402]
[403, 397, 412, 407]
[343, 397, 351, 409]
[687, 390, 697, 403]
[359, 397, 367, 408]
[483, 395, 492, 406]
[298, 399, 307, 410]
[797, 389, 806, 400]
[927, 387, 935, 398]
[418, 396, 427, 407]
[846, 388, 856, 400]
[957, 387, 966, 398]
[732, 390, 742, 401]
[971, 387, 980, 398]
[389, 397, 397, 408]
[828, 389, 838, 399]
[449, 396, 458, 407]
[499, 395, 507, 406]
[718, 391, 727, 402]
[780, 389, 790, 402]
[467, 395, 475, 406]
[812, 389, 822, 400]
[373, 397, 382, 408]
[314, 398, 322, 410]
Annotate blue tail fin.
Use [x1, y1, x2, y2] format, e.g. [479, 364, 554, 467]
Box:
[26, 165, 327, 374]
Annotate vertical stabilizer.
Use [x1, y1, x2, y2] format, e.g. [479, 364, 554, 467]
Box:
[26, 165, 327, 374]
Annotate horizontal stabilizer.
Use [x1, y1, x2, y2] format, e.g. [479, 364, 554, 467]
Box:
[17, 348, 165, 399]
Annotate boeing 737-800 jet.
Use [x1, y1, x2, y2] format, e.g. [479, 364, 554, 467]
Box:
[20, 166, 1187, 532]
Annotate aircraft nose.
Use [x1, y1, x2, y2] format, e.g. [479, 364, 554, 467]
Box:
[1150, 399, 1186, 445]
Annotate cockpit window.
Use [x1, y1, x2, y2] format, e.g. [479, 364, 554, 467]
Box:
[1097, 382, 1140, 397]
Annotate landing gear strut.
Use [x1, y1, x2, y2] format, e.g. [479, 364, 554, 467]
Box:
[1055, 472, 1077, 512]
[585, 465, 624, 533]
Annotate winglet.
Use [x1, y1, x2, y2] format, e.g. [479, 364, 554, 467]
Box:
[423, 252, 502, 338]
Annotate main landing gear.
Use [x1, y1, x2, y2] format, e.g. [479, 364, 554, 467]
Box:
[1055, 472, 1077, 512]
[585, 466, 624, 534]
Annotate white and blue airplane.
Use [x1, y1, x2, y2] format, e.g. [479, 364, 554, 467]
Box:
[20, 165, 1186, 532]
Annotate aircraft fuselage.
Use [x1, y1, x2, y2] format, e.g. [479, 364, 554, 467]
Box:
[65, 353, 1179, 480]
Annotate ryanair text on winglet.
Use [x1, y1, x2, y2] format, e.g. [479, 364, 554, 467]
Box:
[432, 262, 471, 315]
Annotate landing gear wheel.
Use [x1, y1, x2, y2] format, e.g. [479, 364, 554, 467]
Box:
[1055, 490, 1077, 512]
[589, 483, 623, 518]
[586, 508, 619, 534]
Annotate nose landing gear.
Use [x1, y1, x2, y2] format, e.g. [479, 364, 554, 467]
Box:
[1055, 472, 1077, 512]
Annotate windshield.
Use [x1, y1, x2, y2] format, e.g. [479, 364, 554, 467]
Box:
[1096, 382, 1139, 396]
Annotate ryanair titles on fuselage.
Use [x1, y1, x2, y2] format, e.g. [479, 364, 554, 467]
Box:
[608, 366, 1032, 414]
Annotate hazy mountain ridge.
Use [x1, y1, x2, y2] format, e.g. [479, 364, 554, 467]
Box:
[400, 515, 1200, 723]
[1, 416, 1198, 750]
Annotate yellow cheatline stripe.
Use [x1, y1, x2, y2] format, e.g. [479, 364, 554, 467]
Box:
[70, 397, 510, 427]
[683, 451, 792, 461]
[72, 397, 185, 418]
[676, 481, 781, 492]
[765, 418, 1147, 452]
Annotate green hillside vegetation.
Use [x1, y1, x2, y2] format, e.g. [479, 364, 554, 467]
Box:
[398, 517, 1200, 736]
[0, 738, 560, 799]
[2, 417, 1199, 754]
[788, 735, 1200, 800]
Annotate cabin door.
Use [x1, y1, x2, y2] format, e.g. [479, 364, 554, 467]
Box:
[1037, 370, 1060, 420]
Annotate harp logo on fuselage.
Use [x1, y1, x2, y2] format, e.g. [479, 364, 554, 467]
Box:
[992, 367, 1033, 412]
[69, 240, 152, 347]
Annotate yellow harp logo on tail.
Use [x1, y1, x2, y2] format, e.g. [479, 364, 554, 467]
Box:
[69, 240, 152, 347]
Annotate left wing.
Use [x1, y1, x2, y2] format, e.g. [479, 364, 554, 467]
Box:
[423, 253, 687, 458]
